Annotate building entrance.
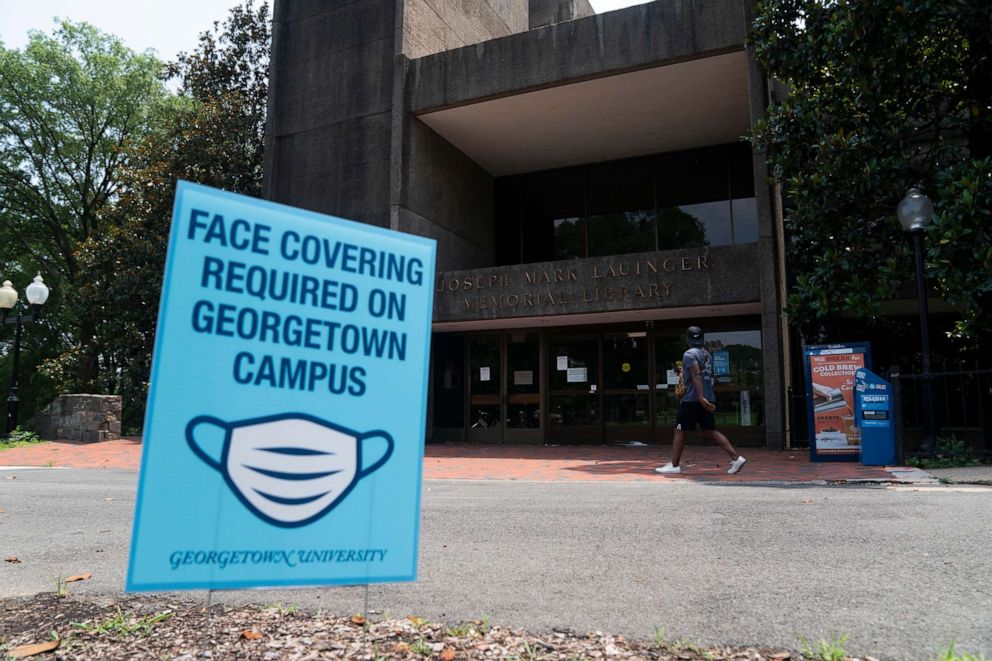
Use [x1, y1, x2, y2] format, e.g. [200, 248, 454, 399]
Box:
[546, 332, 682, 443]
[430, 326, 764, 445]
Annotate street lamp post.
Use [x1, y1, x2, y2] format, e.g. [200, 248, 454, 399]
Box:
[0, 274, 50, 434]
[896, 188, 936, 456]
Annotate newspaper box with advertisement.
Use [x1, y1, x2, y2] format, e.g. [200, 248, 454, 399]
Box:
[855, 368, 896, 466]
[803, 343, 871, 462]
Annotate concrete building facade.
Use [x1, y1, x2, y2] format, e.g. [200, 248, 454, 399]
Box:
[263, 0, 788, 448]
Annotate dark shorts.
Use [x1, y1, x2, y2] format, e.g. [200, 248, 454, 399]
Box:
[675, 401, 716, 431]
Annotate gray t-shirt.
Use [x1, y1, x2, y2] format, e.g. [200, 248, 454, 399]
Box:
[681, 347, 715, 403]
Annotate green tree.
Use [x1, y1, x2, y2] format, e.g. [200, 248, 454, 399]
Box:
[0, 20, 167, 413]
[76, 1, 270, 427]
[750, 0, 992, 341]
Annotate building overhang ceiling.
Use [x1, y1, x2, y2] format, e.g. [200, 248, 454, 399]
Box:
[417, 50, 751, 176]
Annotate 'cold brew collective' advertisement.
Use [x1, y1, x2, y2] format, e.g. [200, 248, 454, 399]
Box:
[803, 343, 871, 462]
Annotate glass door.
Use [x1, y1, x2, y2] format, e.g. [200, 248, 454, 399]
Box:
[505, 333, 541, 443]
[547, 337, 601, 443]
[654, 334, 686, 438]
[430, 334, 466, 442]
[603, 333, 651, 441]
[467, 334, 542, 443]
[468, 336, 502, 442]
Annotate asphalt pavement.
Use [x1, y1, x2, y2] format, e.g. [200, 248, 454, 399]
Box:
[1, 467, 990, 660]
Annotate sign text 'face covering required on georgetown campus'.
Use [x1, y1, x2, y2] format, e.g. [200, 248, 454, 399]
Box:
[127, 181, 436, 591]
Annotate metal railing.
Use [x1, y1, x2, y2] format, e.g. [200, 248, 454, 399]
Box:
[889, 362, 992, 461]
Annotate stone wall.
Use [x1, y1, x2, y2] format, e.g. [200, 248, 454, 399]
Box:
[26, 395, 122, 443]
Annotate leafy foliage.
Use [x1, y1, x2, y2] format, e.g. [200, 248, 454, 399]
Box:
[906, 434, 985, 469]
[75, 1, 270, 426]
[0, 20, 169, 413]
[0, 426, 43, 448]
[751, 0, 992, 341]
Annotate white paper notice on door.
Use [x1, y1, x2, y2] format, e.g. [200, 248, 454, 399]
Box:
[514, 370, 533, 386]
[556, 356, 569, 371]
[566, 367, 587, 383]
[480, 367, 491, 382]
[666, 369, 680, 385]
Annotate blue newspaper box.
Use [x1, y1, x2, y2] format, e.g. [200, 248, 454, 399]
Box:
[855, 369, 896, 465]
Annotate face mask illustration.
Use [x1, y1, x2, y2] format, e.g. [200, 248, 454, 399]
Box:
[186, 413, 393, 528]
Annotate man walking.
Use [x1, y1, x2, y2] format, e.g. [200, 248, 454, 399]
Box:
[656, 326, 746, 475]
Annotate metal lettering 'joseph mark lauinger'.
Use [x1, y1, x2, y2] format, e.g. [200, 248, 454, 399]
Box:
[434, 252, 713, 315]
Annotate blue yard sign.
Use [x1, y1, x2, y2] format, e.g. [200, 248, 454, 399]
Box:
[127, 181, 436, 591]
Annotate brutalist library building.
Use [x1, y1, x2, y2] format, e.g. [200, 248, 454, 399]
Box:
[262, 0, 788, 448]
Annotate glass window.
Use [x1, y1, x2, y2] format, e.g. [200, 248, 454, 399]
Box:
[521, 166, 585, 263]
[727, 142, 755, 199]
[602, 334, 649, 390]
[654, 333, 686, 426]
[507, 333, 540, 429]
[656, 146, 729, 208]
[658, 201, 734, 248]
[588, 210, 657, 256]
[705, 330, 764, 427]
[548, 339, 598, 392]
[728, 142, 758, 245]
[495, 142, 759, 265]
[605, 394, 650, 426]
[587, 157, 656, 256]
[657, 146, 732, 248]
[469, 336, 501, 428]
[553, 217, 586, 259]
[494, 177, 523, 265]
[731, 198, 758, 244]
[549, 393, 600, 426]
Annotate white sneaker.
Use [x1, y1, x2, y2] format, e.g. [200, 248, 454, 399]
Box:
[728, 456, 746, 474]
[654, 462, 681, 474]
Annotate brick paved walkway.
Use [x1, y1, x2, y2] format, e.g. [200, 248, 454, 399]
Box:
[0, 438, 901, 483]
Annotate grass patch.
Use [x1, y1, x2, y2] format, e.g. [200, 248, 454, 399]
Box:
[72, 607, 172, 637]
[0, 427, 44, 450]
[410, 637, 431, 656]
[52, 574, 69, 599]
[937, 643, 990, 661]
[264, 602, 299, 615]
[447, 615, 490, 638]
[798, 632, 848, 661]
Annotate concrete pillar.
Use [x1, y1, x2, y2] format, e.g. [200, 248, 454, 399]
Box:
[742, 0, 787, 449]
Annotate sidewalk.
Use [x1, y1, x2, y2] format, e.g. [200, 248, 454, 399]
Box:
[0, 437, 927, 484]
[927, 465, 992, 485]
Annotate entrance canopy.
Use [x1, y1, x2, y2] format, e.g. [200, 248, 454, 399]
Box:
[419, 51, 750, 176]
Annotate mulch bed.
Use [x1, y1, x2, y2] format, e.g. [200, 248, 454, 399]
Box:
[0, 593, 815, 660]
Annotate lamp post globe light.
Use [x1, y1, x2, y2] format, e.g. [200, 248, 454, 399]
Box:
[896, 188, 936, 456]
[0, 273, 50, 435]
